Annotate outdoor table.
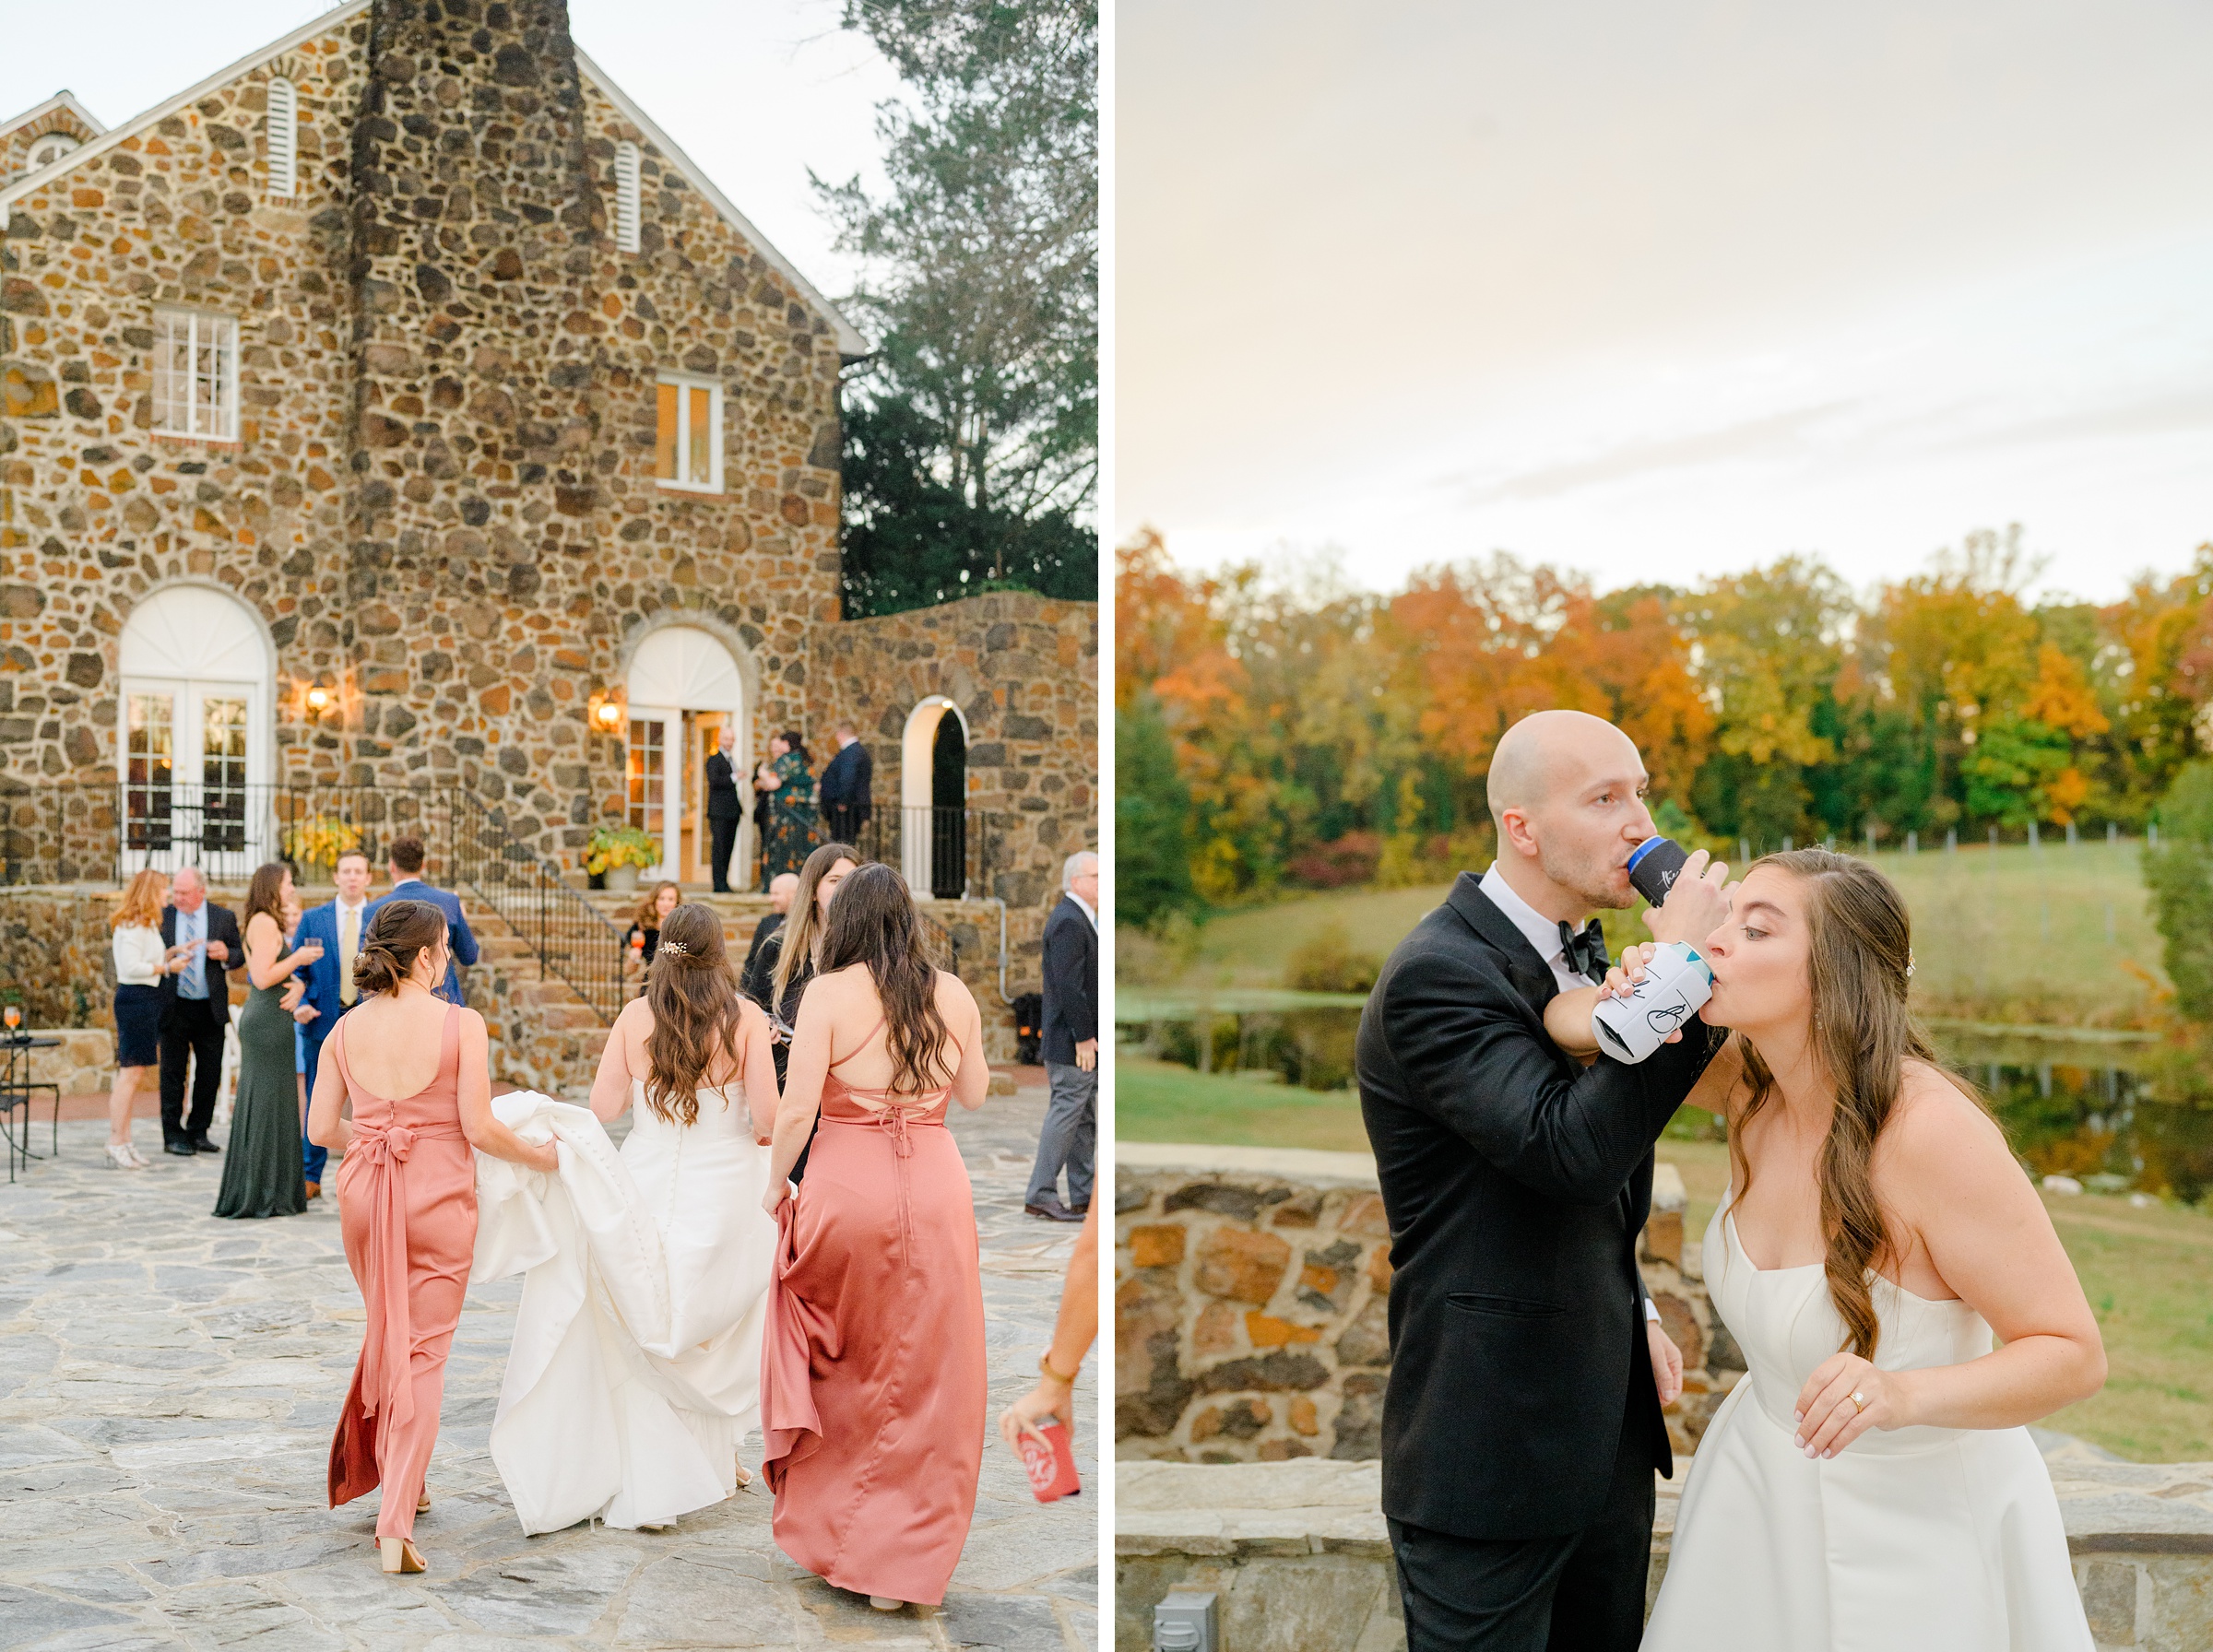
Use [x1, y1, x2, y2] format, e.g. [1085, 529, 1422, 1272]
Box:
[0, 1034, 63, 1181]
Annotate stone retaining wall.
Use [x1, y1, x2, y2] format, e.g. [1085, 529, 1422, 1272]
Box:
[1116, 1443, 2213, 1652]
[0, 884, 120, 1031]
[1116, 1143, 1739, 1463]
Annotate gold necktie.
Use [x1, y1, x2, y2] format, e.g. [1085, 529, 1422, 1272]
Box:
[338, 906, 359, 1006]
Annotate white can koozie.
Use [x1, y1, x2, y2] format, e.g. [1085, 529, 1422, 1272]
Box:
[1591, 942, 1713, 1064]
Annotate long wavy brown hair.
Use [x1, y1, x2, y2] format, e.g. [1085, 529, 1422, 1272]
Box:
[241, 862, 293, 939]
[642, 902, 748, 1126]
[112, 868, 168, 930]
[769, 841, 859, 1009]
[633, 879, 680, 931]
[1731, 847, 1989, 1361]
[816, 862, 957, 1095]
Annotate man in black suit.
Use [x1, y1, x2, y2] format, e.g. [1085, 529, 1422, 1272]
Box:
[818, 721, 872, 844]
[1025, 850, 1098, 1222]
[157, 865, 244, 1155]
[704, 726, 744, 893]
[740, 871, 798, 1003]
[1355, 709, 1735, 1651]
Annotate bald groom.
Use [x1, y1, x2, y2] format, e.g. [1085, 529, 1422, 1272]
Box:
[1355, 710, 1734, 1651]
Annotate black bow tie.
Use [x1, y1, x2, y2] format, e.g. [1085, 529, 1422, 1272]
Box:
[1558, 919, 1609, 985]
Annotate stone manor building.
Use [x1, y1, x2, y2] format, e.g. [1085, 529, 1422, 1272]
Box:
[0, 1, 1093, 1007]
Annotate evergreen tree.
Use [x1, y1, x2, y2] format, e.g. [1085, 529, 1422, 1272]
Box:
[1116, 693, 1193, 927]
[823, 1, 1097, 617]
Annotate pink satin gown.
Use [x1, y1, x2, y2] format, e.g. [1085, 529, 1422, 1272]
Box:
[325, 1004, 477, 1541]
[762, 1021, 988, 1604]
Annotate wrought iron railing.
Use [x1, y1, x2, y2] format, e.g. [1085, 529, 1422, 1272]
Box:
[820, 799, 996, 902]
[447, 788, 629, 1027]
[0, 780, 1012, 1025]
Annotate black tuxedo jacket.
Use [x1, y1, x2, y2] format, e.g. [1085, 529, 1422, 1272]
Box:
[1039, 896, 1097, 1065]
[704, 750, 744, 822]
[1355, 872, 1719, 1540]
[157, 903, 245, 1023]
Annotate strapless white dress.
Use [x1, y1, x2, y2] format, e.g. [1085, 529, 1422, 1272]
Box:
[1642, 1188, 2092, 1650]
[473, 1080, 777, 1533]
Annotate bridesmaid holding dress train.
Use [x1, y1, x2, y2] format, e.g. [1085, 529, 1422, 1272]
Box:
[760, 862, 991, 1612]
[308, 899, 556, 1575]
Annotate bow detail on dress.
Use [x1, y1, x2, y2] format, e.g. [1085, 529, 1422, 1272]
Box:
[352, 1116, 466, 1432]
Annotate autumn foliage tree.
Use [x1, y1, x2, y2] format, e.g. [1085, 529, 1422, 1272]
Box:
[1118, 525, 2213, 919]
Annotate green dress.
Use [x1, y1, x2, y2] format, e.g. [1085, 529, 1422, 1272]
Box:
[213, 939, 308, 1220]
[760, 750, 822, 886]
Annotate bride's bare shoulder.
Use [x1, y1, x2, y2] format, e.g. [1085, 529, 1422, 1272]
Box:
[1877, 1059, 2013, 1186]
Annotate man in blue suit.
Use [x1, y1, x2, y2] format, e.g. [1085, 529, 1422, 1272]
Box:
[294, 847, 377, 1198]
[366, 834, 477, 1005]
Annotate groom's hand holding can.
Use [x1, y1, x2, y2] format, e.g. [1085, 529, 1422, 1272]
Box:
[1635, 839, 1734, 947]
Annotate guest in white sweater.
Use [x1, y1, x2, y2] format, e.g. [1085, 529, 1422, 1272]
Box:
[110, 869, 191, 1170]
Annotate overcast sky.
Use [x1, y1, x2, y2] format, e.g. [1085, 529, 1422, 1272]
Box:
[2, 0, 896, 301]
[1118, 1, 2213, 604]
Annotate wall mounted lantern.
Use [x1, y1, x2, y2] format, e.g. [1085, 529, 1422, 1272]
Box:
[588, 688, 627, 736]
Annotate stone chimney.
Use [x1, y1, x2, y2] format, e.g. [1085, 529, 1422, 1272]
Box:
[344, 0, 610, 811]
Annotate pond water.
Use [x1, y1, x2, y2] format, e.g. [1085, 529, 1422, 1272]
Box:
[1117, 998, 2212, 1202]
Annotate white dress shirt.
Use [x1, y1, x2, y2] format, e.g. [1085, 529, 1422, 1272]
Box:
[1478, 865, 1594, 994]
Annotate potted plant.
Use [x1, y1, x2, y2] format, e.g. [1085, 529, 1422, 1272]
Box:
[586, 823, 657, 892]
[282, 816, 361, 885]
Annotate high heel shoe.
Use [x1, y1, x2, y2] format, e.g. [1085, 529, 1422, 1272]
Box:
[869, 1597, 905, 1612]
[104, 1142, 143, 1171]
[416, 1487, 431, 1515]
[379, 1536, 425, 1574]
[124, 1142, 151, 1168]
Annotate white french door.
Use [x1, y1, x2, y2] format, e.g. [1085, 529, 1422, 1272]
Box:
[626, 707, 682, 879]
[119, 676, 269, 877]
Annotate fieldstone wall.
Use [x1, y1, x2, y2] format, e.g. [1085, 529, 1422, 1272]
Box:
[811, 591, 1099, 912]
[0, 0, 843, 862]
[1116, 1143, 1739, 1463]
[0, 885, 125, 1031]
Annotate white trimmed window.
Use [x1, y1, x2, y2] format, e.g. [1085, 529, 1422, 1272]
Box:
[266, 77, 298, 198]
[614, 141, 642, 252]
[153, 309, 240, 440]
[655, 372, 722, 491]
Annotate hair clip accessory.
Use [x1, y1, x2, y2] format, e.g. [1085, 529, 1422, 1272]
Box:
[657, 939, 689, 958]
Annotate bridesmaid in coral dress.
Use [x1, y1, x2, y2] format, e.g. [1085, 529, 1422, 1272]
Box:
[307, 899, 557, 1575]
[760, 862, 991, 1612]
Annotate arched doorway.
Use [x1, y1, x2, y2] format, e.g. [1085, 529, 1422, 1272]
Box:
[116, 583, 276, 878]
[625, 625, 746, 884]
[900, 696, 968, 899]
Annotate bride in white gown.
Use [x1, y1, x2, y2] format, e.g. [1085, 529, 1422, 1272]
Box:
[1637, 848, 2104, 1651]
[473, 903, 779, 1534]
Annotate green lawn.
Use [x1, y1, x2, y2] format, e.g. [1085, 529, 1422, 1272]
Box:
[1118, 1060, 2213, 1462]
[1163, 841, 2166, 1027]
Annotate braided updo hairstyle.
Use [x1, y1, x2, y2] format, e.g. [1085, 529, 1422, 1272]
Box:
[353, 899, 447, 997]
[642, 902, 748, 1126]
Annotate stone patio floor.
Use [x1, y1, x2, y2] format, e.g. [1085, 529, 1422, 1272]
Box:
[0, 1085, 1096, 1649]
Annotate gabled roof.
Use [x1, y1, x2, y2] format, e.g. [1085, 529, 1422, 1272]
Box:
[0, 0, 867, 357]
[1, 90, 106, 143]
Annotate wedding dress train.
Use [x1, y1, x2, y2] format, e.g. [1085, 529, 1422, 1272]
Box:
[473, 1081, 776, 1534]
[1642, 1187, 2092, 1650]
